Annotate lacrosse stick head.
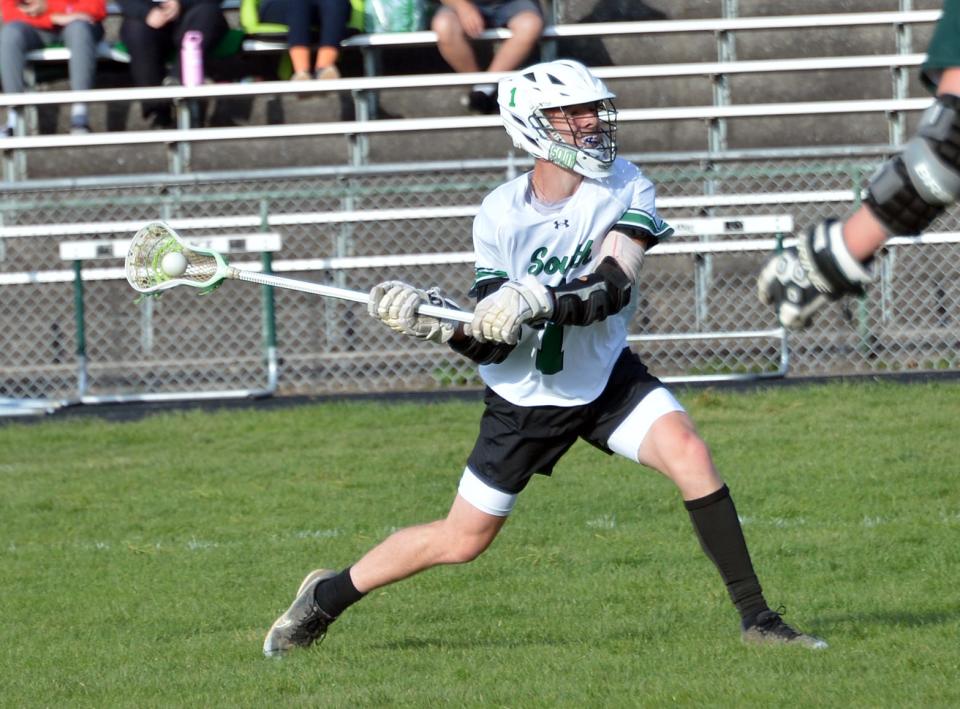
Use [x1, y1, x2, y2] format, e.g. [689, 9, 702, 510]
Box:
[125, 221, 230, 294]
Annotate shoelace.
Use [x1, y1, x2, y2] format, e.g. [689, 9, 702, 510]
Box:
[757, 606, 801, 640]
[289, 602, 333, 644]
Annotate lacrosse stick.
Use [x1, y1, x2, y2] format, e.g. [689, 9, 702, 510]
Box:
[124, 221, 473, 324]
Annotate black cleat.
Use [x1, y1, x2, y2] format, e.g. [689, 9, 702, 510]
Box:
[741, 608, 828, 649]
[263, 569, 337, 657]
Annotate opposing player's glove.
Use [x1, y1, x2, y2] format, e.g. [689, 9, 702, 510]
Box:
[757, 247, 831, 330]
[757, 219, 875, 330]
[471, 275, 554, 345]
[796, 218, 874, 298]
[368, 280, 458, 344]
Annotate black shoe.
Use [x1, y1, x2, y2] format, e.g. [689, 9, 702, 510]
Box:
[148, 108, 175, 130]
[263, 569, 337, 657]
[741, 608, 828, 649]
[463, 89, 498, 115]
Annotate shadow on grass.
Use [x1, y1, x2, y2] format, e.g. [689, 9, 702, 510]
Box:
[813, 607, 960, 632]
[372, 627, 638, 651]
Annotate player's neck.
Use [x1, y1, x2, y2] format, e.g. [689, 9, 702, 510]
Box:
[531, 160, 583, 203]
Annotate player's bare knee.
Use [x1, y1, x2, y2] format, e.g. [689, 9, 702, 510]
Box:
[431, 11, 462, 40]
[441, 534, 491, 564]
[662, 429, 713, 479]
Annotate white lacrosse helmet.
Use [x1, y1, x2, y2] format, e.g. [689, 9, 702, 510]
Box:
[498, 59, 618, 178]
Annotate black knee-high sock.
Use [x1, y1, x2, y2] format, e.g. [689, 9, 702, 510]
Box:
[313, 567, 366, 618]
[685, 484, 769, 625]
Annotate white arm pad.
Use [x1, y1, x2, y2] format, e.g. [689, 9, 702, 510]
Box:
[596, 230, 645, 283]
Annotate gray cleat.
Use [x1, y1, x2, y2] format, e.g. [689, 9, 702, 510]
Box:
[263, 569, 337, 657]
[741, 608, 828, 650]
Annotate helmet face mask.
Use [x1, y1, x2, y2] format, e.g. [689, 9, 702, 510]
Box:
[499, 59, 618, 178]
[532, 100, 618, 174]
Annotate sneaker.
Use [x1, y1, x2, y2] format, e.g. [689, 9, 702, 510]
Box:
[263, 568, 337, 657]
[463, 89, 498, 115]
[315, 65, 340, 80]
[69, 122, 90, 135]
[290, 70, 313, 81]
[741, 608, 828, 649]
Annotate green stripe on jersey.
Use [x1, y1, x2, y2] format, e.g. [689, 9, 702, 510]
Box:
[473, 268, 508, 285]
[617, 209, 674, 241]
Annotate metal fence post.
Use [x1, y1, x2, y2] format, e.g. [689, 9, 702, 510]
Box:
[71, 259, 89, 397]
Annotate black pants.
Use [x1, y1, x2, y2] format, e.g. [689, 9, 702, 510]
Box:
[120, 3, 229, 120]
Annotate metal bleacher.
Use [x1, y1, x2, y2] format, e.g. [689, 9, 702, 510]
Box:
[2, 5, 958, 415]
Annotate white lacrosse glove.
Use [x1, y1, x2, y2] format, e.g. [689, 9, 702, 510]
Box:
[595, 229, 646, 282]
[471, 275, 554, 345]
[757, 247, 830, 330]
[368, 280, 457, 344]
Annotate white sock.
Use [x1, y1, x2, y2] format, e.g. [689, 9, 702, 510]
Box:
[472, 83, 496, 96]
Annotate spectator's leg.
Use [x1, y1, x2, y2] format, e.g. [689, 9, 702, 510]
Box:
[174, 3, 230, 76]
[489, 10, 543, 73]
[120, 19, 175, 125]
[314, 0, 350, 77]
[432, 7, 480, 73]
[61, 20, 104, 131]
[0, 22, 46, 134]
[286, 0, 316, 78]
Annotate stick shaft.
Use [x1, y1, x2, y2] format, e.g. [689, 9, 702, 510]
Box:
[231, 268, 475, 324]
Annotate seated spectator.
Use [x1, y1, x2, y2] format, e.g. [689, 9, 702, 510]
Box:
[431, 0, 544, 114]
[0, 0, 106, 134]
[118, 0, 229, 128]
[258, 0, 352, 81]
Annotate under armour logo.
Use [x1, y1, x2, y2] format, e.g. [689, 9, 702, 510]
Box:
[553, 219, 569, 229]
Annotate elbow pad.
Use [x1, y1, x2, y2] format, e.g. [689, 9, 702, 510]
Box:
[550, 258, 632, 326]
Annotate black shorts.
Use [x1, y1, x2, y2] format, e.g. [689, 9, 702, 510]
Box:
[466, 348, 665, 495]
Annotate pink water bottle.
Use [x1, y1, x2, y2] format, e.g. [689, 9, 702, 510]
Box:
[180, 31, 204, 87]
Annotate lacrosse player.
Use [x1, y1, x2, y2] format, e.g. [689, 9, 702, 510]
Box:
[264, 59, 826, 656]
[758, 0, 960, 328]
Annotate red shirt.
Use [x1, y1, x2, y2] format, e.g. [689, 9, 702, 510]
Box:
[1, 0, 106, 30]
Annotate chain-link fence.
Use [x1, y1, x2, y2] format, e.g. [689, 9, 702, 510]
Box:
[1, 152, 958, 408]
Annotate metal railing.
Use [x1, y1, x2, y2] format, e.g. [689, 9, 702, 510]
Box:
[0, 9, 941, 175]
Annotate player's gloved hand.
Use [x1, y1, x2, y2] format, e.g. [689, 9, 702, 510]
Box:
[758, 219, 874, 330]
[471, 275, 554, 345]
[757, 247, 830, 330]
[368, 280, 457, 344]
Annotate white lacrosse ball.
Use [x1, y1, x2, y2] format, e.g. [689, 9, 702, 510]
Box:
[160, 251, 188, 278]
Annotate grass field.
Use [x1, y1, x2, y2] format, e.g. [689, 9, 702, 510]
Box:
[2, 380, 959, 707]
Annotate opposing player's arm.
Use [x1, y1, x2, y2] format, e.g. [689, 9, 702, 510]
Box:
[759, 91, 960, 329]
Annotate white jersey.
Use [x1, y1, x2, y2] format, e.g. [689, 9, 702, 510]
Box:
[472, 158, 673, 407]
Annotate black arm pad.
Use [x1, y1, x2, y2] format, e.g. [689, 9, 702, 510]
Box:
[447, 277, 515, 364]
[550, 257, 632, 326]
[448, 334, 514, 364]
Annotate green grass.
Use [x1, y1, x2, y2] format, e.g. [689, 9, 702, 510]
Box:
[2, 380, 959, 707]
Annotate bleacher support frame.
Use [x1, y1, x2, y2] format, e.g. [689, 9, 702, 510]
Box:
[0, 9, 942, 177]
